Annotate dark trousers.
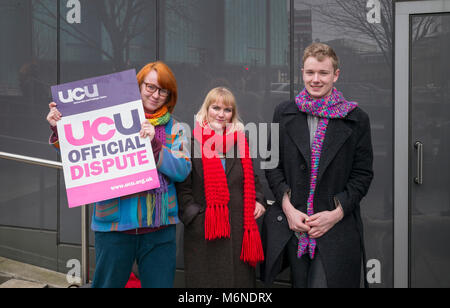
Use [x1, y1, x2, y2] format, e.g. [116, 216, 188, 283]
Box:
[287, 235, 328, 288]
[92, 225, 176, 288]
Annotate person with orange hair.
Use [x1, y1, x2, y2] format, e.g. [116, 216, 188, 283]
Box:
[46, 61, 191, 288]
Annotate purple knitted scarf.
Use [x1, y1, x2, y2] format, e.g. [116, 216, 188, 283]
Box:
[294, 88, 357, 259]
[145, 119, 170, 228]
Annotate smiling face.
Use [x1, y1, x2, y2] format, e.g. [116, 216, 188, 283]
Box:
[207, 97, 233, 132]
[302, 56, 340, 99]
[140, 70, 168, 114]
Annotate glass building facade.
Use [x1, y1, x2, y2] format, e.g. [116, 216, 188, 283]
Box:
[1, 0, 449, 288]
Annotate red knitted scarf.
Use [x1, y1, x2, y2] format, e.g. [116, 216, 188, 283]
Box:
[193, 122, 264, 267]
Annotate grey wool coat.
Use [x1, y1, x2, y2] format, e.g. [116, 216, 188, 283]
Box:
[261, 100, 374, 288]
[176, 137, 266, 288]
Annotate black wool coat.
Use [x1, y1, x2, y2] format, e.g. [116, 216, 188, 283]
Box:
[176, 137, 266, 288]
[261, 100, 374, 288]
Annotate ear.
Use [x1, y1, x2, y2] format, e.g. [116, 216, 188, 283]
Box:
[333, 69, 340, 83]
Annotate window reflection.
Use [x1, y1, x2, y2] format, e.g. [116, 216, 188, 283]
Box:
[410, 13, 450, 287]
[163, 0, 290, 127]
[60, 0, 157, 80]
[0, 0, 58, 231]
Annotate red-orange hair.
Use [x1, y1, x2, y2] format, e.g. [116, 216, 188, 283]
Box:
[136, 61, 178, 113]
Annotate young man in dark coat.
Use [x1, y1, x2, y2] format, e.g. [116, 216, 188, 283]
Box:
[262, 43, 374, 288]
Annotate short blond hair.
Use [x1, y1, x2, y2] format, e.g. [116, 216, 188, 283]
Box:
[195, 87, 244, 134]
[303, 43, 339, 72]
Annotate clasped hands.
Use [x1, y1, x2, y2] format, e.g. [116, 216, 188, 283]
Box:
[282, 192, 344, 239]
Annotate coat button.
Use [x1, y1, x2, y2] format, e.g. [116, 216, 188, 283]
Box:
[277, 215, 283, 222]
[300, 164, 306, 170]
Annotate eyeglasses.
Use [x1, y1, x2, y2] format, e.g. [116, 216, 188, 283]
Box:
[143, 83, 170, 98]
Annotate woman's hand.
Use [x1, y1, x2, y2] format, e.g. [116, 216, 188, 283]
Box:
[254, 201, 266, 220]
[46, 102, 62, 127]
[140, 121, 156, 141]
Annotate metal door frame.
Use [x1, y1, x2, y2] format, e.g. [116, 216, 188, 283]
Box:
[394, 0, 450, 288]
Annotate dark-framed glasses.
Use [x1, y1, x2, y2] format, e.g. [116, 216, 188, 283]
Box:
[144, 83, 170, 98]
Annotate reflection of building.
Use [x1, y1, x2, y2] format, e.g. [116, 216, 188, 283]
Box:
[0, 0, 32, 95]
[292, 9, 312, 84]
[412, 15, 450, 93]
[293, 9, 312, 59]
[324, 38, 389, 88]
[164, 0, 290, 68]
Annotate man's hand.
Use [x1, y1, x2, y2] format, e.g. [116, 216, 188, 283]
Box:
[282, 192, 311, 233]
[307, 206, 344, 239]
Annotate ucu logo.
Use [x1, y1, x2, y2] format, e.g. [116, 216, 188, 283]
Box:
[58, 84, 99, 103]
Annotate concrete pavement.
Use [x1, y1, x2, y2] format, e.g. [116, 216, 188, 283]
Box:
[0, 257, 71, 288]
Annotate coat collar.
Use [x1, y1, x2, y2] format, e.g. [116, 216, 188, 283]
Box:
[283, 101, 354, 183]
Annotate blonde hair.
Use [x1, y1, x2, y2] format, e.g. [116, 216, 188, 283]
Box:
[303, 43, 339, 72]
[195, 87, 244, 134]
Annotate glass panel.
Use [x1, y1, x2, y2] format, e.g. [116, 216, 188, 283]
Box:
[410, 13, 450, 288]
[161, 0, 290, 272]
[163, 0, 290, 127]
[293, 0, 394, 287]
[59, 0, 157, 82]
[58, 0, 157, 244]
[0, 0, 58, 229]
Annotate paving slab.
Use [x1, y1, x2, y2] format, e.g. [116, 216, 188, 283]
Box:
[0, 257, 70, 288]
[0, 274, 12, 285]
[0, 279, 48, 288]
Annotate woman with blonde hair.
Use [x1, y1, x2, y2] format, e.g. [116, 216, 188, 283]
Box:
[46, 61, 191, 288]
[176, 87, 266, 288]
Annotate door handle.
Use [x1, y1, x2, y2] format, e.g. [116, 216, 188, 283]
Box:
[414, 141, 423, 185]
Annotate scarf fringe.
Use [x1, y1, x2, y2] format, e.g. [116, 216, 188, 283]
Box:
[146, 192, 170, 228]
[240, 227, 264, 267]
[146, 194, 155, 227]
[205, 204, 230, 240]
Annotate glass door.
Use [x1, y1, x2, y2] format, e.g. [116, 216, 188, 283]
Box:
[410, 12, 450, 288]
[395, 0, 450, 288]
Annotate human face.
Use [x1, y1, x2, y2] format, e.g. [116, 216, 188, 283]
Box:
[207, 98, 233, 132]
[140, 70, 168, 114]
[302, 56, 340, 99]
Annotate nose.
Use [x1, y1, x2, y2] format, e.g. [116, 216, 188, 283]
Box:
[312, 73, 320, 82]
[151, 89, 160, 99]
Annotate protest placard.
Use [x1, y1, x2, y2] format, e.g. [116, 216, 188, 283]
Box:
[51, 69, 160, 208]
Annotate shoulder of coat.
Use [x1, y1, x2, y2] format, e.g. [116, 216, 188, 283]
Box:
[347, 106, 370, 123]
[276, 100, 298, 115]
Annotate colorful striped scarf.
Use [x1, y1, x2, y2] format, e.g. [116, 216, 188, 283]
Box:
[295, 88, 357, 259]
[146, 105, 171, 127]
[145, 107, 171, 227]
